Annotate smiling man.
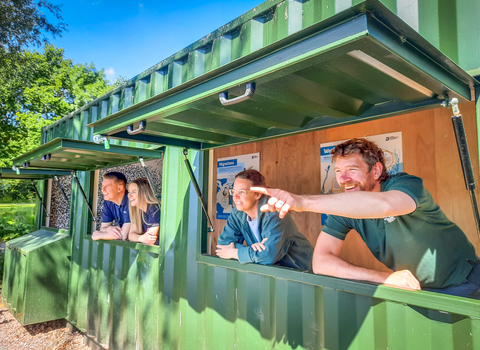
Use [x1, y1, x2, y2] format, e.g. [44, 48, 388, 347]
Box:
[215, 169, 313, 271]
[92, 172, 131, 241]
[252, 138, 480, 298]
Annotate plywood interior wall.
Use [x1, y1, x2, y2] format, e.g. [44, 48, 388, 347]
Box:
[208, 101, 480, 272]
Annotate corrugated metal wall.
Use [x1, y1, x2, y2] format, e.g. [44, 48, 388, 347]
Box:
[43, 0, 480, 144]
[37, 1, 480, 349]
[64, 145, 480, 350]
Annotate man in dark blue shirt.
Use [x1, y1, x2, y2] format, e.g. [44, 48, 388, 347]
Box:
[92, 172, 131, 241]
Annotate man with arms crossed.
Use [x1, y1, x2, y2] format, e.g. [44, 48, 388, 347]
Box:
[92, 172, 131, 241]
[253, 138, 480, 298]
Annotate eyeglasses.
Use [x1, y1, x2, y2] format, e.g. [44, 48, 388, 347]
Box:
[228, 189, 252, 196]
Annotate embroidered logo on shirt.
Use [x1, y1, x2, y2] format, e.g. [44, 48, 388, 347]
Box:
[384, 216, 396, 223]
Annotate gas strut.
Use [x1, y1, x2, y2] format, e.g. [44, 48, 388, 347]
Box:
[445, 98, 480, 238]
[183, 148, 214, 232]
[30, 180, 49, 217]
[72, 171, 96, 221]
[54, 175, 69, 202]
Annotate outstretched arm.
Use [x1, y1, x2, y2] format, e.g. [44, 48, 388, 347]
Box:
[92, 222, 124, 240]
[128, 225, 158, 245]
[251, 187, 416, 219]
[313, 232, 420, 290]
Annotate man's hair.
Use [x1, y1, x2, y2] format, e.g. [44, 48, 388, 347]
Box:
[103, 172, 127, 186]
[330, 138, 390, 181]
[235, 169, 266, 187]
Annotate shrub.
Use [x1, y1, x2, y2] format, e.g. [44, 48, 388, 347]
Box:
[0, 205, 36, 242]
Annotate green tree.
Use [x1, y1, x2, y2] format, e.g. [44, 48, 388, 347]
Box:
[0, 45, 121, 202]
[0, 45, 118, 167]
[0, 0, 66, 60]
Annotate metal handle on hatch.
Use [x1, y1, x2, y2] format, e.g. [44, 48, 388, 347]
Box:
[127, 120, 147, 135]
[219, 83, 255, 106]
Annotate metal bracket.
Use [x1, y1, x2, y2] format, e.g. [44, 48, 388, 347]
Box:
[182, 148, 214, 232]
[127, 120, 147, 135]
[93, 134, 110, 150]
[441, 97, 461, 116]
[219, 83, 256, 106]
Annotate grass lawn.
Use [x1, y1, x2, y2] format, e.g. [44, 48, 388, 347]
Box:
[0, 203, 36, 242]
[0, 203, 36, 288]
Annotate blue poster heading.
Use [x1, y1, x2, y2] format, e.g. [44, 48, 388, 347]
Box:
[217, 159, 237, 168]
[320, 146, 335, 156]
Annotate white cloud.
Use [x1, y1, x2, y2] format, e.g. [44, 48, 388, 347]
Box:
[104, 67, 116, 83]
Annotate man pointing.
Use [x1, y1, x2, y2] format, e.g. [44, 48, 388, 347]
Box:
[252, 138, 480, 298]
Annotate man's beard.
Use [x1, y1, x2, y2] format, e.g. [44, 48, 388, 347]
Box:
[340, 180, 376, 192]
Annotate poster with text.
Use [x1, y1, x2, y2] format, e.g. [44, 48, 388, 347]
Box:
[216, 153, 260, 220]
[320, 132, 403, 224]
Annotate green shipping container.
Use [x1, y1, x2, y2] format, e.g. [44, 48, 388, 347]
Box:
[2, 229, 70, 325]
[2, 1, 480, 349]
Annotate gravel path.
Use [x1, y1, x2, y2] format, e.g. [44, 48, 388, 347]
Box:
[0, 298, 90, 350]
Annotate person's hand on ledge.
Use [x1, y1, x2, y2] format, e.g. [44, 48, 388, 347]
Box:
[138, 232, 157, 245]
[251, 238, 268, 252]
[384, 270, 421, 291]
[216, 242, 238, 260]
[92, 227, 123, 241]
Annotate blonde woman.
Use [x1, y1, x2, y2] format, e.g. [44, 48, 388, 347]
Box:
[128, 178, 160, 245]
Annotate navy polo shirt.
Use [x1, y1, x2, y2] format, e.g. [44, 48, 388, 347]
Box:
[102, 193, 130, 227]
[142, 204, 160, 233]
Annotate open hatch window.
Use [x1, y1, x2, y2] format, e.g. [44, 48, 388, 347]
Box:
[91, 158, 163, 247]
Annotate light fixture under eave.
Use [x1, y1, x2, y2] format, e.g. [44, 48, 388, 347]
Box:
[347, 50, 434, 98]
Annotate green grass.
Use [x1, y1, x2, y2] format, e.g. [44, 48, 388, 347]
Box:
[0, 204, 36, 288]
[0, 203, 36, 242]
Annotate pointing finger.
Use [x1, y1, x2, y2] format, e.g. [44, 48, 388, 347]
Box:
[259, 204, 270, 212]
[250, 187, 269, 195]
[279, 203, 291, 219]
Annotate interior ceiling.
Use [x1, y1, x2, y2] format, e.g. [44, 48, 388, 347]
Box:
[59, 2, 480, 152]
[101, 37, 473, 150]
[11, 139, 164, 171]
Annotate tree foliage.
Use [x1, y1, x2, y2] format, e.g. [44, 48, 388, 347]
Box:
[0, 45, 118, 167]
[0, 0, 66, 59]
[0, 45, 121, 202]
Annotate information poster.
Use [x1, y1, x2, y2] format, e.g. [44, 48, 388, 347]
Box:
[320, 132, 403, 224]
[216, 153, 260, 220]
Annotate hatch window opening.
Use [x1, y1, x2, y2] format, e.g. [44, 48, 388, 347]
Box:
[90, 158, 163, 248]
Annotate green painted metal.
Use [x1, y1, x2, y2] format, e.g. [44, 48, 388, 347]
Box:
[0, 168, 71, 180]
[11, 138, 164, 171]
[41, 0, 480, 152]
[477, 84, 480, 183]
[59, 147, 480, 350]
[87, 3, 476, 151]
[1, 228, 70, 325]
[4, 1, 480, 349]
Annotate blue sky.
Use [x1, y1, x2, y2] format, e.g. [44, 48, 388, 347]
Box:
[48, 0, 262, 82]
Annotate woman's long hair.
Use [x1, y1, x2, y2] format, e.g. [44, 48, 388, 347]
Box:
[128, 178, 159, 234]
